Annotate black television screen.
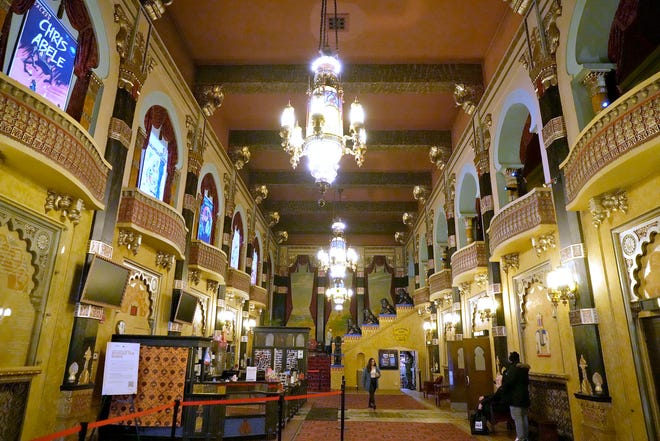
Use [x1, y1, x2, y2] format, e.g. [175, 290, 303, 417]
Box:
[79, 256, 130, 309]
[173, 291, 198, 324]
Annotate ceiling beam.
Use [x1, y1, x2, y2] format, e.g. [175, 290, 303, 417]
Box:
[262, 200, 419, 215]
[253, 172, 431, 188]
[196, 63, 483, 94]
[229, 130, 452, 150]
[276, 220, 405, 235]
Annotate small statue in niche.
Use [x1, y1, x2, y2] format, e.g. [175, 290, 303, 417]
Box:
[78, 347, 92, 385]
[380, 298, 396, 315]
[578, 354, 594, 395]
[332, 336, 343, 365]
[363, 308, 379, 325]
[396, 288, 413, 305]
[346, 317, 361, 335]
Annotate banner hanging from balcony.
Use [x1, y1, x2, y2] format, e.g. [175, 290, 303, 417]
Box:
[8, 0, 77, 110]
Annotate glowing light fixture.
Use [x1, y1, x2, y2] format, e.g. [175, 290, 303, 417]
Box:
[280, 0, 366, 197]
[317, 219, 358, 310]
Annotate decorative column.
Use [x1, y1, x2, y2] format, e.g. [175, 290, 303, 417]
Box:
[170, 116, 207, 334]
[445, 174, 457, 259]
[472, 113, 508, 364]
[520, 3, 613, 435]
[221, 171, 236, 256]
[413, 185, 435, 280]
[60, 4, 154, 422]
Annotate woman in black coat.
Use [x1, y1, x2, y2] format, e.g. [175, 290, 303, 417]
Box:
[493, 352, 530, 441]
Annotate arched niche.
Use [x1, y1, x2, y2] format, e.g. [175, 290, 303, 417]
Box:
[135, 91, 185, 171]
[365, 256, 394, 313]
[455, 165, 480, 249]
[434, 207, 449, 270]
[493, 91, 542, 209]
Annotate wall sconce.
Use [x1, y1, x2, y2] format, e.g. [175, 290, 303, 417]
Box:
[244, 318, 256, 333]
[476, 295, 496, 321]
[546, 266, 577, 317]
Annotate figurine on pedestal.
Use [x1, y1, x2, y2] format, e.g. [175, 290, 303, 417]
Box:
[363, 308, 379, 325]
[380, 298, 396, 315]
[396, 288, 414, 305]
[346, 317, 361, 335]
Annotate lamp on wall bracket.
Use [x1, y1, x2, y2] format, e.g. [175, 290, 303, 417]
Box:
[546, 266, 578, 318]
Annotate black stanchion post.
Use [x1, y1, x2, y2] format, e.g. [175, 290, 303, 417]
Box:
[171, 399, 181, 439]
[278, 392, 285, 441]
[341, 376, 346, 441]
[78, 422, 88, 441]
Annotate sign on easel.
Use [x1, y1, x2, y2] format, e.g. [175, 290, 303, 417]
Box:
[102, 342, 140, 395]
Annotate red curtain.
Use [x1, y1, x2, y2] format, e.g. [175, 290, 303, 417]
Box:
[0, 0, 37, 74]
[142, 105, 179, 204]
[64, 0, 99, 120]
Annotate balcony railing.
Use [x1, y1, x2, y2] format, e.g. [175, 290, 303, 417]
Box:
[561, 71, 660, 209]
[413, 286, 430, 306]
[429, 269, 452, 299]
[451, 241, 488, 285]
[0, 74, 110, 209]
[488, 187, 556, 260]
[227, 267, 251, 297]
[189, 240, 227, 283]
[117, 188, 187, 258]
[249, 285, 268, 308]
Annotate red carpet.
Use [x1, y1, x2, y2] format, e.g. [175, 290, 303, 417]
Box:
[307, 392, 428, 410]
[293, 421, 477, 441]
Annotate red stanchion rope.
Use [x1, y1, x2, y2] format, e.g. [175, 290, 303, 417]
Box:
[31, 389, 343, 441]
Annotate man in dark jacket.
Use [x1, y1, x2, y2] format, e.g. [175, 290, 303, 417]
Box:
[493, 351, 530, 441]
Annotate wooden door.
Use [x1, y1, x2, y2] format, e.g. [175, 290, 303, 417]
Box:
[463, 337, 494, 415]
[447, 340, 466, 405]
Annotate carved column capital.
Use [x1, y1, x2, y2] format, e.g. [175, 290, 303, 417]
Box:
[155, 251, 174, 271]
[44, 191, 85, 225]
[118, 229, 142, 255]
[531, 232, 556, 257]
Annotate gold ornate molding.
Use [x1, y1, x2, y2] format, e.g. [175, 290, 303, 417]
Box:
[541, 116, 566, 147]
[275, 231, 288, 244]
[114, 5, 154, 98]
[230, 146, 251, 170]
[519, 3, 561, 96]
[472, 114, 492, 175]
[531, 232, 556, 257]
[118, 228, 142, 255]
[142, 0, 174, 21]
[44, 191, 85, 225]
[561, 73, 660, 209]
[504, 0, 532, 15]
[453, 83, 482, 115]
[589, 190, 628, 229]
[155, 251, 175, 271]
[195, 84, 225, 117]
[429, 145, 451, 170]
[185, 115, 206, 175]
[108, 117, 132, 150]
[444, 173, 456, 218]
[501, 253, 520, 274]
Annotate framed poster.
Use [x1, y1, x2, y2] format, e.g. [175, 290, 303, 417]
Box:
[378, 349, 398, 370]
[8, 0, 77, 109]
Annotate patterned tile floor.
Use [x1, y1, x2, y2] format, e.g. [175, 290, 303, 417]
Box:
[280, 390, 514, 441]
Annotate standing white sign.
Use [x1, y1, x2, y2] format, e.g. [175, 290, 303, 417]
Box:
[102, 342, 140, 395]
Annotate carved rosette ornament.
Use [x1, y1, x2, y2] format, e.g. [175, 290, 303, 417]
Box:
[195, 85, 225, 117]
[252, 185, 269, 205]
[394, 231, 406, 244]
[402, 212, 416, 227]
[267, 211, 280, 227]
[589, 190, 628, 229]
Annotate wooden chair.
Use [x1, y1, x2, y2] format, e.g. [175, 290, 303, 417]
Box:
[422, 375, 443, 399]
[433, 381, 451, 406]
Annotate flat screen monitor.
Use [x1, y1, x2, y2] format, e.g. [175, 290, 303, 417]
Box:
[173, 291, 198, 324]
[79, 256, 130, 309]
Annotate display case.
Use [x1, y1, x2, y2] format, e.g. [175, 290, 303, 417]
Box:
[251, 327, 309, 377]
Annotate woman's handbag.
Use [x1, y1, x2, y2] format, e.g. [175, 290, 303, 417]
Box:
[470, 410, 490, 435]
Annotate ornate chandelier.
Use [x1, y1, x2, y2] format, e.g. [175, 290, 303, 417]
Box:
[280, 0, 366, 196]
[317, 219, 358, 310]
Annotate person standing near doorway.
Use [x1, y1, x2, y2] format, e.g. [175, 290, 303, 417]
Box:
[493, 351, 530, 441]
[362, 357, 381, 409]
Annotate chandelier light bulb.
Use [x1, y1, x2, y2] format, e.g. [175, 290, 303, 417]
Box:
[281, 102, 295, 130]
[350, 99, 365, 126]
